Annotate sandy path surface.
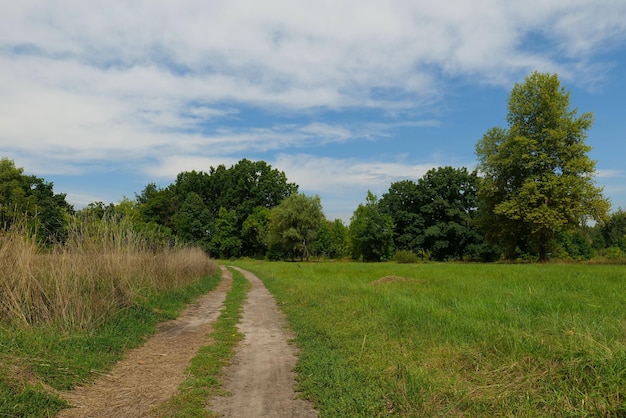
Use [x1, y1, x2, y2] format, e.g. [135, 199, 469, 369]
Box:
[208, 266, 317, 418]
[58, 266, 232, 418]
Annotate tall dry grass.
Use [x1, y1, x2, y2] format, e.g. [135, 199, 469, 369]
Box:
[0, 217, 217, 330]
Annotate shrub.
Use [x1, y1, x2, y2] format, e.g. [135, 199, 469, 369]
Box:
[394, 250, 419, 264]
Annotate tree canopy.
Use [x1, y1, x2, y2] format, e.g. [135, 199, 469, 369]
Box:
[475, 72, 609, 259]
[0, 157, 73, 243]
[350, 191, 394, 262]
[266, 193, 325, 261]
[135, 158, 298, 257]
[380, 167, 484, 261]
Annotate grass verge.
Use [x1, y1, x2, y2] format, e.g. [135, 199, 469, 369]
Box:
[153, 267, 250, 418]
[0, 272, 222, 417]
[232, 260, 626, 417]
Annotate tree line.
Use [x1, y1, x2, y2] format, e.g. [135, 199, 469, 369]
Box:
[2, 72, 624, 262]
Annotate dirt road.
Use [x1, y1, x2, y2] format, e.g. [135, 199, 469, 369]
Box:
[58, 266, 316, 417]
[208, 267, 317, 417]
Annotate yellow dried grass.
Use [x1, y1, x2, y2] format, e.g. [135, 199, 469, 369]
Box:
[0, 218, 217, 330]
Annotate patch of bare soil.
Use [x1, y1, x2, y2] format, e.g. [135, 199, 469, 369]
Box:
[208, 267, 317, 418]
[371, 275, 411, 285]
[58, 266, 232, 418]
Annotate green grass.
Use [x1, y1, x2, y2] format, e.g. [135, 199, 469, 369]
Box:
[154, 267, 251, 418]
[232, 260, 626, 417]
[0, 272, 222, 418]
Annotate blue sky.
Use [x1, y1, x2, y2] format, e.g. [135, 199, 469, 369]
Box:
[1, 1, 625, 222]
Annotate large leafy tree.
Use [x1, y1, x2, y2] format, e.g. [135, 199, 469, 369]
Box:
[418, 167, 482, 261]
[476, 72, 609, 259]
[223, 159, 299, 219]
[314, 219, 349, 259]
[136, 183, 177, 229]
[209, 207, 242, 258]
[241, 206, 271, 258]
[136, 159, 298, 257]
[266, 193, 324, 261]
[172, 192, 212, 248]
[380, 167, 483, 261]
[379, 180, 424, 252]
[0, 157, 73, 243]
[349, 191, 394, 262]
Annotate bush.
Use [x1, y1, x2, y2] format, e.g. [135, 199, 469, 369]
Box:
[557, 231, 594, 260]
[600, 246, 624, 261]
[394, 250, 419, 264]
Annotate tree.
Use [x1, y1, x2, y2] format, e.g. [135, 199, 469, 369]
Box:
[210, 207, 241, 258]
[379, 180, 424, 252]
[266, 194, 324, 261]
[172, 192, 212, 248]
[143, 159, 299, 257]
[600, 209, 626, 251]
[380, 167, 484, 261]
[349, 191, 394, 262]
[418, 167, 482, 261]
[475, 72, 609, 260]
[136, 183, 177, 229]
[0, 157, 73, 244]
[241, 206, 270, 258]
[314, 219, 349, 259]
[224, 159, 299, 218]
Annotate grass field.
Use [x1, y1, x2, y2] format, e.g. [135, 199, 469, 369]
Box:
[232, 260, 626, 417]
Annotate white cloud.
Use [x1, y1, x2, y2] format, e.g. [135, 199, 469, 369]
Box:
[272, 153, 436, 194]
[2, 0, 626, 210]
[596, 169, 625, 179]
[4, 2, 624, 118]
[142, 155, 240, 179]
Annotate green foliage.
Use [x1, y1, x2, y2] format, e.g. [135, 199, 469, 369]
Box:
[599, 209, 626, 251]
[393, 249, 419, 263]
[136, 183, 177, 229]
[172, 192, 212, 248]
[241, 206, 270, 258]
[267, 193, 325, 261]
[475, 72, 609, 260]
[222, 159, 299, 217]
[599, 246, 624, 261]
[234, 260, 626, 417]
[77, 200, 175, 249]
[0, 157, 73, 244]
[379, 180, 424, 251]
[209, 207, 241, 258]
[419, 167, 482, 260]
[314, 218, 349, 259]
[350, 191, 394, 262]
[136, 159, 298, 258]
[555, 229, 595, 260]
[380, 167, 483, 261]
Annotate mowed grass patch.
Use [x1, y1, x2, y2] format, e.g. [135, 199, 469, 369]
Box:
[233, 261, 626, 417]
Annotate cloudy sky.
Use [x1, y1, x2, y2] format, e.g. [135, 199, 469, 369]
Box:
[2, 1, 626, 221]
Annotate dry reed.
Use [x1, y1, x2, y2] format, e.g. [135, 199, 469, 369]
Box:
[0, 217, 217, 331]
